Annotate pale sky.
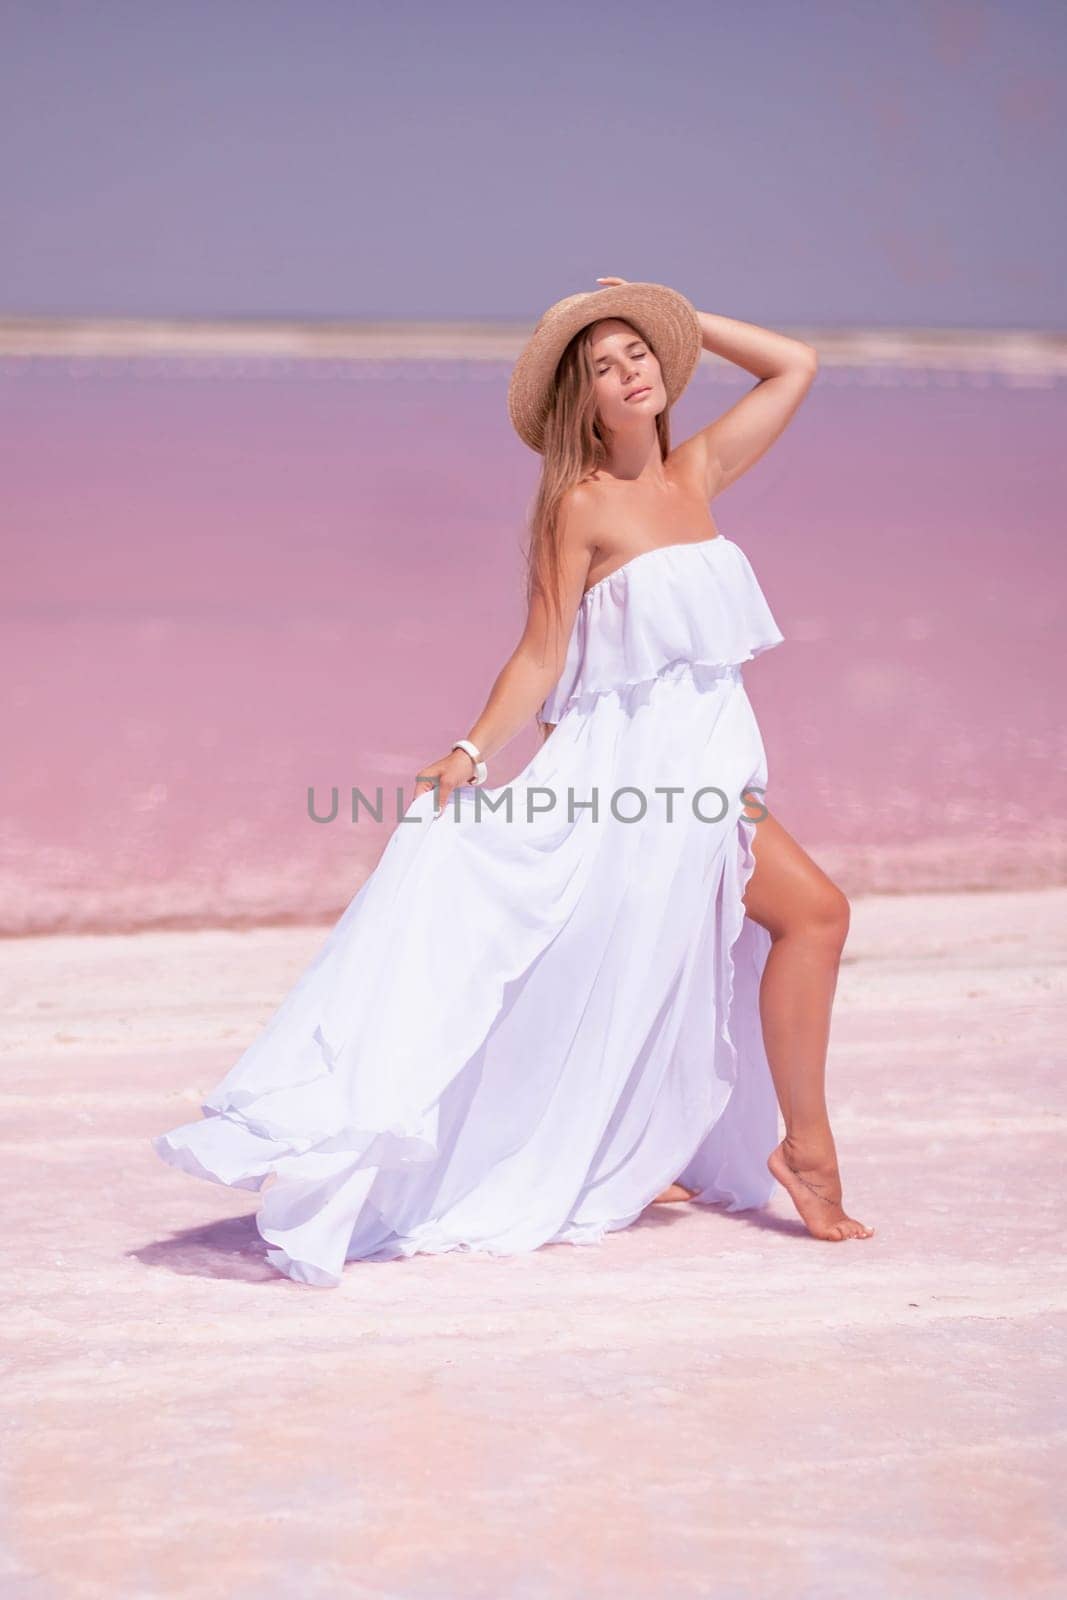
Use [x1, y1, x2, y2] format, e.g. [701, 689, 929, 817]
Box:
[2, 0, 1063, 327]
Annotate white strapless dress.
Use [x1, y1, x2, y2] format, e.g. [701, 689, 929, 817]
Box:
[153, 534, 786, 1287]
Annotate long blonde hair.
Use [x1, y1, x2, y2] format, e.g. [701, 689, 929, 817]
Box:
[520, 318, 673, 654]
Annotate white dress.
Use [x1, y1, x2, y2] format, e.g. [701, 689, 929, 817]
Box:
[153, 533, 787, 1287]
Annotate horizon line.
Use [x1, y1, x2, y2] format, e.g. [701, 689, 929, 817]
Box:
[0, 314, 1064, 373]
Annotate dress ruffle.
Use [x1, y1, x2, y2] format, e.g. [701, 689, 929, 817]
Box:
[538, 537, 785, 725]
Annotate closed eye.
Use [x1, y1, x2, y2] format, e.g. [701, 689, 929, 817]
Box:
[595, 346, 647, 375]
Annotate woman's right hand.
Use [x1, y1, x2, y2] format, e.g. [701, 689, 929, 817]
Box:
[412, 747, 479, 815]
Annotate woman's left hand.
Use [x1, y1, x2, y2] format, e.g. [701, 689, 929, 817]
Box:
[595, 276, 629, 287]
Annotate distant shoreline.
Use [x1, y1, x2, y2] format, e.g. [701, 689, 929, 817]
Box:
[0, 315, 1064, 374]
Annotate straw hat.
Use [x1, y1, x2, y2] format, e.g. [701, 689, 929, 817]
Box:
[507, 280, 702, 455]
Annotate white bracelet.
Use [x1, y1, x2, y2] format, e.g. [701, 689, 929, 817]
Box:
[452, 739, 487, 785]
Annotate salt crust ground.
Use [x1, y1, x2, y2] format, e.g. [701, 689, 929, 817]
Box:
[2, 888, 1063, 1598]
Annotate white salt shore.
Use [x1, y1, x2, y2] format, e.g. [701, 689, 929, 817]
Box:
[2, 886, 1063, 1595]
[1, 314, 1065, 375]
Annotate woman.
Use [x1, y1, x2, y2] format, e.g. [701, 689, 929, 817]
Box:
[154, 278, 873, 1288]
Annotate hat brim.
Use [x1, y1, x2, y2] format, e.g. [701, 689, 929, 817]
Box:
[507, 281, 702, 454]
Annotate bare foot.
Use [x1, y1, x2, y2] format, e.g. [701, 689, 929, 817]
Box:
[767, 1136, 875, 1240]
[651, 1182, 700, 1204]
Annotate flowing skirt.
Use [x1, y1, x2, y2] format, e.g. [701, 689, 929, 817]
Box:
[153, 660, 780, 1286]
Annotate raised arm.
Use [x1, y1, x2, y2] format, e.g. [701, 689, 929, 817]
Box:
[673, 310, 818, 501]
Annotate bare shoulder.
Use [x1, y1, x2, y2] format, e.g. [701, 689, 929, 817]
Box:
[519, 480, 602, 656]
[556, 477, 605, 558]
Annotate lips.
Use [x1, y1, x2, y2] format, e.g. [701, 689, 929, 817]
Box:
[624, 386, 651, 402]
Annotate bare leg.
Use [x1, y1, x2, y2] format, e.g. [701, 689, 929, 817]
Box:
[740, 807, 873, 1240]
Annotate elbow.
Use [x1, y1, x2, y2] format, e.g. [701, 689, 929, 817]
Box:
[779, 344, 818, 391]
[796, 342, 819, 373]
[772, 344, 818, 385]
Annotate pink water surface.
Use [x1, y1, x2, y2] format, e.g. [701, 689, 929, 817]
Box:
[2, 356, 1064, 934]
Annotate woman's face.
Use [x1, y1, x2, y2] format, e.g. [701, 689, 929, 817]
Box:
[587, 319, 664, 432]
